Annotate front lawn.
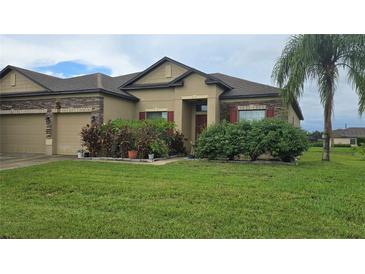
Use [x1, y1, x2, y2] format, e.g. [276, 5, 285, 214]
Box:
[1, 148, 364, 238]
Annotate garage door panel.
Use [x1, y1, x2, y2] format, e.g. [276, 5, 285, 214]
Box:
[56, 113, 90, 155]
[0, 114, 46, 153]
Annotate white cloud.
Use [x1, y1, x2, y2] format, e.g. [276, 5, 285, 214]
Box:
[0, 35, 140, 76]
[40, 70, 66, 78]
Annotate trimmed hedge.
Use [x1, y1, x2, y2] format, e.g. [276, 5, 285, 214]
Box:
[333, 144, 351, 147]
[310, 141, 323, 147]
[196, 119, 309, 162]
[81, 119, 186, 158]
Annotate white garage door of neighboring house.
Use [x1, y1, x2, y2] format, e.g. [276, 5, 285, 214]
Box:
[0, 114, 46, 153]
[55, 113, 90, 155]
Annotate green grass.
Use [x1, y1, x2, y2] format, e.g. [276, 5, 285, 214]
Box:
[1, 148, 364, 238]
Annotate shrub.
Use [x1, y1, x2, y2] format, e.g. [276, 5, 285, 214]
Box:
[247, 119, 308, 162]
[195, 119, 308, 162]
[135, 123, 160, 158]
[357, 138, 365, 145]
[333, 144, 351, 147]
[80, 119, 185, 158]
[99, 121, 116, 157]
[195, 121, 251, 160]
[224, 121, 251, 159]
[352, 144, 365, 160]
[81, 123, 102, 157]
[165, 130, 186, 156]
[268, 120, 309, 162]
[113, 126, 135, 157]
[149, 139, 169, 158]
[310, 141, 323, 147]
[195, 121, 228, 160]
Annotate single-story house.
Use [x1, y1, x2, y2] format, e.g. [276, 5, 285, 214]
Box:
[332, 127, 365, 146]
[0, 56, 303, 155]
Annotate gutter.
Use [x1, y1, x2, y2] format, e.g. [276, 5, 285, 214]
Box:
[0, 88, 139, 102]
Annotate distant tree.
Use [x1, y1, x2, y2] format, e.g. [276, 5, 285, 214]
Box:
[307, 130, 323, 142]
[272, 35, 365, 161]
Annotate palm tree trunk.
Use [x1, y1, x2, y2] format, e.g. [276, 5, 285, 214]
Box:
[322, 80, 334, 161]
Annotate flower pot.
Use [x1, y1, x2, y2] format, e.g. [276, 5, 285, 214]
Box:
[148, 154, 154, 161]
[128, 150, 138, 159]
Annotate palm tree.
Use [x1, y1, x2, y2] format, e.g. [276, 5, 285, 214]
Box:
[272, 34, 365, 161]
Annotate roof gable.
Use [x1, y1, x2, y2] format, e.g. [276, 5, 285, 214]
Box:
[121, 56, 232, 91]
[0, 66, 53, 92]
[134, 60, 187, 85]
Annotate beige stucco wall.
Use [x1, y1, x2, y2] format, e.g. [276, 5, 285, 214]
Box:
[103, 95, 136, 122]
[135, 61, 187, 84]
[129, 88, 176, 115]
[288, 104, 300, 127]
[332, 138, 351, 145]
[174, 73, 223, 127]
[0, 71, 44, 93]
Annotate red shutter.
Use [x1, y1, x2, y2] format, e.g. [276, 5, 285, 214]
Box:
[167, 111, 174, 122]
[139, 112, 146, 120]
[228, 106, 238, 123]
[266, 107, 275, 118]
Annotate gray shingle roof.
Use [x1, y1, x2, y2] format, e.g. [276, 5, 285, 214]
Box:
[211, 73, 280, 98]
[332, 128, 365, 138]
[0, 65, 139, 100]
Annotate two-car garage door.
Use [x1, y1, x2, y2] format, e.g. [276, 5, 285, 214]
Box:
[0, 113, 90, 155]
[0, 114, 46, 153]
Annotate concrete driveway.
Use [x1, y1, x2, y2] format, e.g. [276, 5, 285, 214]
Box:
[0, 153, 75, 171]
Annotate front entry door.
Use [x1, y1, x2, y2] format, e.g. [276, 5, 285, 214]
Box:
[195, 114, 207, 139]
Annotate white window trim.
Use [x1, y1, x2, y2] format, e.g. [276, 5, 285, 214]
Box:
[238, 109, 266, 121]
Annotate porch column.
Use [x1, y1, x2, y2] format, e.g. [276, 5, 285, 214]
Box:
[174, 98, 183, 131]
[45, 110, 55, 155]
[207, 97, 219, 126]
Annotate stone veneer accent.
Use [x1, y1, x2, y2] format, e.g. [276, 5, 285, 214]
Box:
[0, 96, 104, 155]
[0, 96, 104, 122]
[220, 98, 288, 121]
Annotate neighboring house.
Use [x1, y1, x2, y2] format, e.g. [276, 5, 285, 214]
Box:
[332, 127, 365, 146]
[0, 57, 303, 155]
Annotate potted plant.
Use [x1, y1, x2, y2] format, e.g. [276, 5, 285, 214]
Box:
[148, 139, 168, 160]
[128, 144, 138, 159]
[148, 152, 154, 161]
[126, 129, 138, 159]
[77, 149, 84, 159]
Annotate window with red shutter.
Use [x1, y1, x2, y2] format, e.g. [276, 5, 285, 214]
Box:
[228, 106, 238, 123]
[139, 112, 146, 120]
[266, 107, 275, 118]
[167, 111, 174, 122]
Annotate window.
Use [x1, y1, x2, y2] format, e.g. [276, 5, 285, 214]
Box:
[146, 111, 168, 120]
[239, 110, 266, 121]
[350, 138, 356, 145]
[196, 104, 207, 112]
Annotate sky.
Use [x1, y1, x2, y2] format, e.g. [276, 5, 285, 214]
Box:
[0, 34, 363, 131]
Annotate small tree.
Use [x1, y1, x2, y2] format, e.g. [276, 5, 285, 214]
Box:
[272, 34, 365, 161]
